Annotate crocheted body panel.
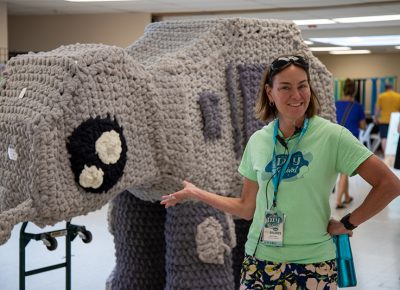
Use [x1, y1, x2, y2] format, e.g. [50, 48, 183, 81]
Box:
[127, 18, 335, 198]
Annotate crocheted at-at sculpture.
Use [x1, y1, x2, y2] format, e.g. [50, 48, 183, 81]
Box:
[0, 18, 335, 290]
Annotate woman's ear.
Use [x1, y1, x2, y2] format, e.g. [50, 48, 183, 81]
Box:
[265, 84, 273, 103]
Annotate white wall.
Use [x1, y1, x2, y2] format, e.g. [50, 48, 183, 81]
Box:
[317, 53, 400, 81]
[0, 2, 8, 63]
[8, 12, 151, 52]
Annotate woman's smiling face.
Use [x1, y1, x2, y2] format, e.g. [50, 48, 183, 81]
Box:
[266, 64, 311, 123]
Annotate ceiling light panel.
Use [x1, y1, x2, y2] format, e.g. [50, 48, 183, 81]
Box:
[293, 19, 336, 25]
[334, 14, 400, 23]
[309, 47, 350, 52]
[310, 35, 400, 46]
[329, 50, 371, 54]
[65, 0, 135, 2]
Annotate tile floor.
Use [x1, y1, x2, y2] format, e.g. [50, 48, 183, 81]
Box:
[330, 167, 400, 290]
[0, 169, 399, 290]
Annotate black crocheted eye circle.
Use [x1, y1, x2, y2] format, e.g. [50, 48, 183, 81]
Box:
[67, 115, 127, 193]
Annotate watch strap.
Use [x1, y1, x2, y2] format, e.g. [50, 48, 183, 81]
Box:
[340, 213, 357, 230]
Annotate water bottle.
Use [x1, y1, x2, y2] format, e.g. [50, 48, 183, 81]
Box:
[333, 234, 357, 288]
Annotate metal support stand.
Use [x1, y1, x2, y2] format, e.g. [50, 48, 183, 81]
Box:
[19, 221, 92, 290]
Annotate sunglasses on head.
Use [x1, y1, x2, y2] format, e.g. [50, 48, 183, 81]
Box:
[269, 55, 309, 74]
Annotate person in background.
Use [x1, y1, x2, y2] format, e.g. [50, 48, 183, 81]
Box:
[374, 83, 400, 154]
[161, 55, 400, 289]
[335, 78, 366, 209]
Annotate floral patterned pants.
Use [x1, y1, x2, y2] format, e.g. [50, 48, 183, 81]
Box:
[240, 255, 337, 290]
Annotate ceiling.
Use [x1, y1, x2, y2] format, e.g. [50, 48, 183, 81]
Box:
[3, 0, 400, 54]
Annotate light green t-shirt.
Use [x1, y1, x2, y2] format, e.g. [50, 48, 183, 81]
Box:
[238, 116, 372, 264]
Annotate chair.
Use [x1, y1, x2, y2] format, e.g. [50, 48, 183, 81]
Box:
[359, 123, 381, 152]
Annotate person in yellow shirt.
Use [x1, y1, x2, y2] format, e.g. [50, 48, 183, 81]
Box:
[374, 84, 400, 153]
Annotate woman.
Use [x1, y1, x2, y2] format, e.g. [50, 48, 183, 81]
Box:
[161, 55, 400, 289]
[335, 78, 366, 209]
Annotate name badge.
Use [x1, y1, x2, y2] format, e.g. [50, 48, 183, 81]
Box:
[262, 209, 286, 247]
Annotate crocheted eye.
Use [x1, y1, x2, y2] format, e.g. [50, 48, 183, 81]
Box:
[67, 116, 128, 193]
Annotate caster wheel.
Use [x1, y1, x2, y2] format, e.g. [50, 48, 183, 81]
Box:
[80, 230, 92, 243]
[42, 235, 58, 251]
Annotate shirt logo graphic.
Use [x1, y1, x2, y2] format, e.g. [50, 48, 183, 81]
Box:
[263, 151, 312, 181]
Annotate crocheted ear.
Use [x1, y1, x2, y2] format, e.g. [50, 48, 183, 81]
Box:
[66, 115, 128, 193]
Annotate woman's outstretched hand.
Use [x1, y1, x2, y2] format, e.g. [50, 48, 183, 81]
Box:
[160, 180, 198, 208]
[327, 218, 353, 237]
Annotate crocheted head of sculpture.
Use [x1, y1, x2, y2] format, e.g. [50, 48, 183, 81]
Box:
[0, 18, 336, 246]
[0, 44, 162, 245]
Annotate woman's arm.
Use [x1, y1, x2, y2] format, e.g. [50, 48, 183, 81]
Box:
[160, 177, 258, 220]
[329, 154, 400, 235]
[349, 154, 400, 226]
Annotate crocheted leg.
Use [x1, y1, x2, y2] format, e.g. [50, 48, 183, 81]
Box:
[106, 190, 166, 290]
[232, 219, 252, 290]
[165, 202, 235, 290]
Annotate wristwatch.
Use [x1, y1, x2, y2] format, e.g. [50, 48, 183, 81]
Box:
[340, 213, 357, 230]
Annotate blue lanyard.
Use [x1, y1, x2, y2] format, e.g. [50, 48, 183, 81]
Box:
[270, 118, 309, 208]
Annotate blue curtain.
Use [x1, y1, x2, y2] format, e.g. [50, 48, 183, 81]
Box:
[334, 79, 339, 101]
[361, 79, 366, 111]
[371, 78, 378, 116]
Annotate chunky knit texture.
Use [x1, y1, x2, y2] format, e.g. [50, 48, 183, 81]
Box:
[237, 63, 267, 142]
[0, 18, 336, 289]
[199, 91, 222, 141]
[164, 203, 235, 290]
[225, 64, 243, 159]
[0, 44, 161, 243]
[67, 115, 128, 193]
[106, 190, 166, 290]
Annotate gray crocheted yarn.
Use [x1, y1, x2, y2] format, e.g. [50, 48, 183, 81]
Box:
[106, 190, 166, 290]
[0, 44, 161, 244]
[164, 203, 235, 290]
[225, 64, 243, 159]
[199, 91, 222, 141]
[0, 17, 336, 290]
[237, 63, 267, 142]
